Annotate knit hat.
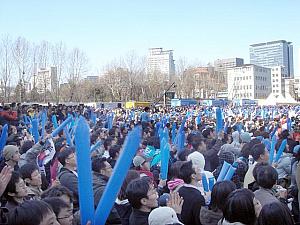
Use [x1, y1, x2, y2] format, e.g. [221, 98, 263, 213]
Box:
[133, 155, 146, 167]
[148, 207, 183, 225]
[187, 151, 205, 170]
[232, 131, 240, 143]
[240, 132, 252, 143]
[158, 193, 170, 206]
[2, 145, 19, 160]
[294, 145, 300, 154]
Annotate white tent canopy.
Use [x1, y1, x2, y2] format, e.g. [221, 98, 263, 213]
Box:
[258, 93, 298, 106]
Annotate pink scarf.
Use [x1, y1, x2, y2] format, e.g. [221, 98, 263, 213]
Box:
[167, 178, 184, 191]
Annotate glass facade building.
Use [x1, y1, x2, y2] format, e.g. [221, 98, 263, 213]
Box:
[250, 40, 294, 78]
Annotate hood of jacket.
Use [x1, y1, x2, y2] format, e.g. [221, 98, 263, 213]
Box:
[218, 219, 246, 225]
[200, 206, 223, 225]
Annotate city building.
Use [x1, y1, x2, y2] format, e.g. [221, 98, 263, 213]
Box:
[85, 76, 99, 82]
[188, 66, 218, 98]
[30, 67, 58, 94]
[270, 66, 287, 96]
[250, 40, 294, 78]
[147, 48, 175, 81]
[214, 58, 244, 84]
[227, 64, 271, 100]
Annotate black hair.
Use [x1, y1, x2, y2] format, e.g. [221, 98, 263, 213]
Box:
[253, 162, 269, 181]
[118, 170, 140, 200]
[104, 137, 114, 150]
[43, 197, 70, 217]
[256, 165, 278, 189]
[126, 177, 152, 209]
[280, 130, 289, 140]
[257, 201, 294, 225]
[41, 185, 73, 203]
[169, 161, 185, 180]
[248, 138, 261, 151]
[117, 137, 125, 146]
[202, 128, 214, 138]
[240, 143, 251, 159]
[57, 147, 75, 166]
[4, 171, 22, 201]
[8, 200, 54, 225]
[20, 140, 34, 154]
[91, 156, 107, 172]
[210, 181, 236, 212]
[177, 149, 189, 161]
[252, 143, 266, 161]
[178, 161, 195, 184]
[109, 145, 121, 159]
[223, 189, 257, 225]
[19, 163, 39, 181]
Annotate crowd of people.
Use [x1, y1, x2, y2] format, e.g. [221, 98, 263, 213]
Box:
[0, 102, 300, 225]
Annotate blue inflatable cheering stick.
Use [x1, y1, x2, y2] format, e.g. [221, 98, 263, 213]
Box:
[74, 116, 95, 225]
[95, 126, 142, 225]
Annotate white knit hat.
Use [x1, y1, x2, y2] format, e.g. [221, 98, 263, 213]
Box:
[187, 151, 205, 171]
[148, 207, 183, 225]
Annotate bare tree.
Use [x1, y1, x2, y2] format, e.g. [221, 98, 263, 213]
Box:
[38, 40, 50, 69]
[66, 48, 88, 101]
[52, 41, 66, 103]
[12, 37, 31, 102]
[0, 36, 14, 103]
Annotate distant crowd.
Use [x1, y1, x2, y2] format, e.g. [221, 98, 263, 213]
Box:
[0, 102, 300, 225]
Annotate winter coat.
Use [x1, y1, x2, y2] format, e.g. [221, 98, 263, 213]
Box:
[203, 139, 223, 172]
[115, 199, 131, 225]
[19, 142, 44, 168]
[218, 219, 246, 225]
[254, 187, 279, 207]
[129, 208, 150, 225]
[92, 172, 121, 225]
[200, 206, 223, 225]
[58, 167, 79, 209]
[178, 184, 206, 225]
[276, 153, 292, 179]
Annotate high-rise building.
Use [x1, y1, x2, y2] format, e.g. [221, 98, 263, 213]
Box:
[30, 67, 58, 94]
[214, 58, 244, 84]
[250, 40, 294, 78]
[147, 48, 175, 81]
[227, 64, 271, 100]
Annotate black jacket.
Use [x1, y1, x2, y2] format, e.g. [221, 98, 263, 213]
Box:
[129, 208, 150, 225]
[115, 200, 131, 225]
[58, 167, 79, 209]
[178, 185, 206, 225]
[92, 172, 121, 225]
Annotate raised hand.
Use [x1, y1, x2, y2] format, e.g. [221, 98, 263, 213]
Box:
[0, 165, 13, 197]
[167, 191, 184, 215]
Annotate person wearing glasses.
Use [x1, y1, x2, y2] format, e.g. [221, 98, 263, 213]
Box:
[91, 156, 121, 224]
[57, 147, 79, 210]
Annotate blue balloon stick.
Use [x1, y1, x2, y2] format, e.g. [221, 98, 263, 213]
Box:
[202, 173, 209, 192]
[217, 161, 231, 182]
[0, 124, 8, 152]
[95, 126, 142, 225]
[51, 116, 72, 138]
[74, 116, 95, 225]
[223, 165, 237, 181]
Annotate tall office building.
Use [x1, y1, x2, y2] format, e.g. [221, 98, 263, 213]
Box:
[250, 40, 294, 78]
[214, 58, 244, 85]
[147, 48, 175, 81]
